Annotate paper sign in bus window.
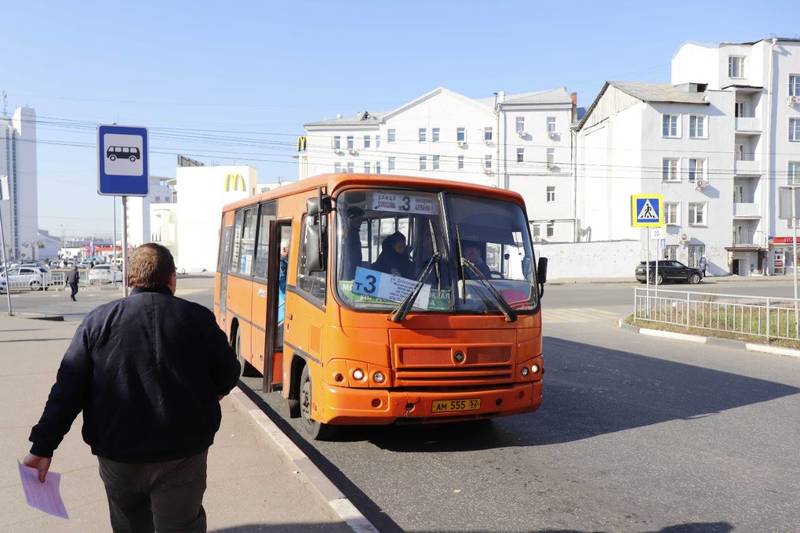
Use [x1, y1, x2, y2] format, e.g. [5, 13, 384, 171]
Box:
[352, 266, 431, 309]
[371, 192, 437, 215]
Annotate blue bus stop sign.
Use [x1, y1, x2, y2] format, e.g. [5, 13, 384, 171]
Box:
[97, 124, 148, 196]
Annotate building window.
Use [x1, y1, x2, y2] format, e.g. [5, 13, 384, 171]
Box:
[363, 135, 371, 149]
[516, 116, 525, 134]
[375, 161, 381, 174]
[484, 127, 493, 142]
[532, 224, 541, 239]
[457, 155, 464, 170]
[665, 202, 680, 225]
[791, 118, 800, 142]
[687, 244, 705, 268]
[664, 245, 678, 260]
[484, 155, 492, 169]
[419, 155, 427, 170]
[387, 129, 396, 143]
[735, 102, 745, 118]
[364, 162, 371, 173]
[789, 161, 800, 185]
[388, 157, 396, 171]
[432, 128, 440, 143]
[546, 148, 555, 168]
[456, 127, 466, 142]
[662, 158, 680, 182]
[546, 222, 554, 237]
[418, 128, 427, 142]
[662, 114, 679, 138]
[689, 115, 707, 138]
[546, 116, 556, 133]
[432, 155, 440, 170]
[791, 75, 800, 97]
[516, 148, 524, 163]
[346, 162, 354, 173]
[346, 136, 354, 150]
[688, 202, 707, 226]
[333, 136, 341, 150]
[375, 135, 381, 148]
[334, 162, 342, 173]
[546, 186, 555, 202]
[728, 56, 745, 78]
[688, 158, 706, 182]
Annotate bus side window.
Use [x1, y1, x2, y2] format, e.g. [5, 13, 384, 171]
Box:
[229, 210, 245, 274]
[297, 214, 327, 303]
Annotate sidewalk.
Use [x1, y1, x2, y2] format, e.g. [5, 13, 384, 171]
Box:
[0, 314, 351, 532]
[549, 274, 796, 285]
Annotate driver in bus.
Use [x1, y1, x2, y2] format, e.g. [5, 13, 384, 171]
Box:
[372, 232, 414, 279]
[340, 206, 365, 280]
[463, 241, 493, 279]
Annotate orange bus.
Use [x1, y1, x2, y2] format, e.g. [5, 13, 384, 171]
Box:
[214, 173, 547, 438]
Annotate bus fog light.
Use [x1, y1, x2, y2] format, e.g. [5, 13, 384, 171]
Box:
[334, 373, 344, 383]
[520, 367, 530, 377]
[352, 369, 365, 381]
[373, 371, 386, 384]
[531, 364, 539, 374]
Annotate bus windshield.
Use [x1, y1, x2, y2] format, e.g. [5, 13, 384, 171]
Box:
[335, 189, 537, 314]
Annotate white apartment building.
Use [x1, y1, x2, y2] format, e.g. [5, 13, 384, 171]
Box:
[672, 38, 800, 275]
[124, 176, 176, 248]
[0, 106, 38, 261]
[576, 82, 734, 275]
[300, 87, 578, 242]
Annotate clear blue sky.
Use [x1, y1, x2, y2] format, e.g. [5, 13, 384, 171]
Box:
[2, 0, 797, 237]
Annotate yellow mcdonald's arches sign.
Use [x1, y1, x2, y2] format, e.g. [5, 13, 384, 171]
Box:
[297, 136, 307, 152]
[224, 173, 246, 192]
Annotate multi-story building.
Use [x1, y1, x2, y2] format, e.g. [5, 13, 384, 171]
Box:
[300, 87, 578, 242]
[124, 176, 176, 248]
[575, 82, 734, 275]
[672, 38, 800, 275]
[0, 106, 38, 261]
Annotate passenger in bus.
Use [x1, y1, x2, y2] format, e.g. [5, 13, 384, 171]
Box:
[463, 241, 493, 279]
[278, 246, 288, 323]
[340, 206, 364, 280]
[372, 232, 414, 279]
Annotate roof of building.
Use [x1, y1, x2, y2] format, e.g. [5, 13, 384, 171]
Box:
[576, 81, 709, 130]
[305, 86, 572, 129]
[719, 37, 800, 46]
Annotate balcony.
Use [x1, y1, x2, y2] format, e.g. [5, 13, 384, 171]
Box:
[729, 230, 767, 249]
[734, 158, 762, 175]
[735, 117, 761, 133]
[733, 202, 761, 218]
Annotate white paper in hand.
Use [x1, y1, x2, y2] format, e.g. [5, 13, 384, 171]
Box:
[18, 461, 69, 519]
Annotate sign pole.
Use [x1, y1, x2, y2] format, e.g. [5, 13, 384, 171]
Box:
[122, 196, 129, 297]
[0, 204, 13, 315]
[646, 228, 650, 318]
[112, 196, 117, 289]
[793, 189, 798, 337]
[654, 231, 659, 300]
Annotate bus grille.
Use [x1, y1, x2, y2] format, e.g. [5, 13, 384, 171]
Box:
[394, 345, 513, 387]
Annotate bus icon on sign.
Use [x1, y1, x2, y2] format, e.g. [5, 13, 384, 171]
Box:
[106, 146, 141, 162]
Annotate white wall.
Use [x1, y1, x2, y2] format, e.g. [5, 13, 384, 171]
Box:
[0, 107, 38, 260]
[535, 240, 641, 279]
[175, 165, 257, 273]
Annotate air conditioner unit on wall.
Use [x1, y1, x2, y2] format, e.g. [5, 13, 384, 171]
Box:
[517, 130, 527, 138]
[679, 233, 689, 245]
[484, 167, 493, 175]
[695, 179, 709, 190]
[548, 131, 559, 139]
[788, 96, 800, 106]
[348, 148, 358, 155]
[458, 140, 467, 148]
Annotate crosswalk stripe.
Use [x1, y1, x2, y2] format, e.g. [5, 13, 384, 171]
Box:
[542, 307, 620, 323]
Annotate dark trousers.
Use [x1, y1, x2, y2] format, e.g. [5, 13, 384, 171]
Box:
[69, 283, 78, 300]
[97, 450, 208, 533]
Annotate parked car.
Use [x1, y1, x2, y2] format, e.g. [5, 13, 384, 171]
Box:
[1, 266, 47, 291]
[0, 276, 6, 293]
[635, 260, 703, 285]
[88, 264, 123, 284]
[77, 260, 93, 269]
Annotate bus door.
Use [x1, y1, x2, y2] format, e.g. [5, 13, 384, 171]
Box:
[250, 202, 276, 374]
[218, 225, 233, 318]
[263, 221, 292, 393]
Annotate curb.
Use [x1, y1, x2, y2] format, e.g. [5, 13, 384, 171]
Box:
[618, 319, 800, 359]
[16, 312, 65, 321]
[228, 387, 379, 533]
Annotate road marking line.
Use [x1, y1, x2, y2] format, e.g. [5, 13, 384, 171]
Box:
[639, 328, 707, 343]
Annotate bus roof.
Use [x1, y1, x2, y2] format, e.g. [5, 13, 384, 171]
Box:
[221, 173, 527, 213]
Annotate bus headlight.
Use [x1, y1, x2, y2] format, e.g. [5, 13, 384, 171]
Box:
[373, 371, 386, 384]
[531, 364, 539, 374]
[352, 368, 366, 381]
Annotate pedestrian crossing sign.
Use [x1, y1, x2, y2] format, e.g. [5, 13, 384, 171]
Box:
[631, 194, 664, 227]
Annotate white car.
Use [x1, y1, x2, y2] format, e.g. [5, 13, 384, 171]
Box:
[1, 267, 47, 291]
[0, 277, 6, 293]
[88, 265, 123, 284]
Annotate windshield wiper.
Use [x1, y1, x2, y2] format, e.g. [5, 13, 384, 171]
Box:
[389, 252, 441, 323]
[460, 258, 517, 323]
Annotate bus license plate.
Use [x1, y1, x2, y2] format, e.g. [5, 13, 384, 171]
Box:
[431, 399, 481, 413]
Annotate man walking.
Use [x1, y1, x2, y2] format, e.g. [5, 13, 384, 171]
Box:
[23, 243, 241, 532]
[66, 265, 79, 301]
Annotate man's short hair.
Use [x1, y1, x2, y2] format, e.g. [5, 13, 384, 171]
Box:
[128, 243, 176, 289]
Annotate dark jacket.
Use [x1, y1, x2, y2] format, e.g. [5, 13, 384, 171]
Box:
[372, 232, 414, 279]
[29, 287, 241, 463]
[66, 270, 79, 285]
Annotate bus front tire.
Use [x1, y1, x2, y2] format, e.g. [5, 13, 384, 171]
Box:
[299, 365, 336, 440]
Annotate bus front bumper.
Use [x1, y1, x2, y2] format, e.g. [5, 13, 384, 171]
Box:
[316, 381, 542, 425]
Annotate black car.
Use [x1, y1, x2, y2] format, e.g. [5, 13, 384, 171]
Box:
[635, 260, 703, 285]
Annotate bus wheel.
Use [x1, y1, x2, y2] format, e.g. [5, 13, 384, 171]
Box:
[299, 365, 336, 440]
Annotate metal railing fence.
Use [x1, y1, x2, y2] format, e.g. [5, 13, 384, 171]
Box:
[634, 288, 800, 342]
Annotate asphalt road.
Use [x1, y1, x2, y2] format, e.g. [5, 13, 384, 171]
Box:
[7, 278, 800, 531]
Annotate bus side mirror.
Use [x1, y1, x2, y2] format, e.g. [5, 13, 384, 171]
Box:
[304, 223, 323, 273]
[306, 194, 332, 216]
[537, 257, 548, 285]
